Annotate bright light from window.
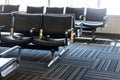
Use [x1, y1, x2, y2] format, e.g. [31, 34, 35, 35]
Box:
[50, 0, 98, 8]
[9, 0, 48, 11]
[100, 0, 120, 15]
[69, 0, 98, 8]
[0, 0, 6, 4]
[1, 0, 120, 15]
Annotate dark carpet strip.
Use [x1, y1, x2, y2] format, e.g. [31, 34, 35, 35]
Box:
[91, 58, 120, 72]
[57, 58, 94, 68]
[83, 70, 120, 80]
[41, 64, 88, 80]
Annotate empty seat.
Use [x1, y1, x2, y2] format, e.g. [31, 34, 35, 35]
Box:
[65, 7, 84, 20]
[32, 14, 74, 67]
[0, 13, 12, 32]
[0, 13, 42, 46]
[26, 6, 44, 14]
[65, 7, 85, 36]
[0, 5, 3, 13]
[46, 7, 64, 14]
[80, 8, 107, 40]
[2, 5, 19, 13]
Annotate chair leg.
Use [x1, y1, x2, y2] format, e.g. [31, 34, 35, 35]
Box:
[91, 29, 96, 41]
[47, 47, 69, 67]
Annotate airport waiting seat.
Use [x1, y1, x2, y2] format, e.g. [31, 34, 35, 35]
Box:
[32, 14, 74, 67]
[26, 6, 44, 14]
[45, 7, 64, 14]
[2, 4, 19, 13]
[0, 13, 12, 32]
[80, 8, 107, 40]
[65, 7, 84, 20]
[0, 5, 3, 13]
[0, 13, 42, 46]
[0, 13, 13, 41]
[65, 7, 85, 36]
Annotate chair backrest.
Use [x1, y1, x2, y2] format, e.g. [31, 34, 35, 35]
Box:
[26, 6, 44, 14]
[2, 5, 19, 13]
[0, 13, 12, 32]
[45, 7, 64, 14]
[42, 14, 73, 38]
[13, 13, 42, 36]
[65, 7, 84, 20]
[0, 5, 3, 11]
[85, 8, 107, 21]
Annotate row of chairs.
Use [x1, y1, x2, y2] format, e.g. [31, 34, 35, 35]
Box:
[0, 13, 74, 67]
[0, 4, 84, 18]
[25, 6, 107, 40]
[0, 4, 108, 40]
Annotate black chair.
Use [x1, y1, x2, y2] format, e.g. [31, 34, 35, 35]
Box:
[2, 5, 19, 13]
[0, 13, 12, 32]
[80, 8, 107, 40]
[32, 14, 74, 67]
[26, 6, 44, 14]
[45, 7, 64, 14]
[0, 13, 13, 41]
[0, 5, 3, 13]
[65, 7, 85, 36]
[0, 13, 42, 46]
[65, 7, 84, 20]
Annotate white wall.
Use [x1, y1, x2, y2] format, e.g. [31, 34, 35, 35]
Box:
[96, 15, 120, 34]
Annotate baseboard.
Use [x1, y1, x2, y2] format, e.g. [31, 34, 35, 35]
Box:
[77, 32, 120, 40]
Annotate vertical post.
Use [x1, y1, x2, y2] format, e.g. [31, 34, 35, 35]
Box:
[48, 0, 50, 6]
[98, 0, 100, 8]
[5, 0, 9, 4]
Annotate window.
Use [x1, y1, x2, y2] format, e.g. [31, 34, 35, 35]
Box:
[50, 0, 68, 7]
[0, 0, 6, 4]
[1, 0, 120, 15]
[100, 0, 120, 15]
[69, 0, 98, 8]
[50, 0, 98, 8]
[9, 0, 48, 11]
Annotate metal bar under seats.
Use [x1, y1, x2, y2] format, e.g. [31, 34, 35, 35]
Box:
[47, 47, 69, 67]
[0, 45, 21, 77]
[0, 45, 22, 62]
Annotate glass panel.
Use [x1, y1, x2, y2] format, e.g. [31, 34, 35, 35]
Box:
[100, 0, 120, 15]
[50, 0, 68, 7]
[0, 0, 6, 4]
[69, 0, 98, 8]
[9, 0, 48, 11]
[50, 0, 98, 8]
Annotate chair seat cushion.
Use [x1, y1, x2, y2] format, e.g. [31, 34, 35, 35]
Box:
[1, 35, 31, 45]
[32, 37, 65, 47]
[83, 21, 104, 28]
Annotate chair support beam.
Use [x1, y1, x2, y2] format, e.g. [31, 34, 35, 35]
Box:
[47, 47, 69, 67]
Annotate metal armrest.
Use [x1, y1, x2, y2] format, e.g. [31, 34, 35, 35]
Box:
[65, 28, 75, 43]
[12, 34, 23, 40]
[103, 16, 108, 27]
[0, 45, 21, 62]
[0, 26, 5, 38]
[30, 27, 42, 39]
[79, 15, 85, 21]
